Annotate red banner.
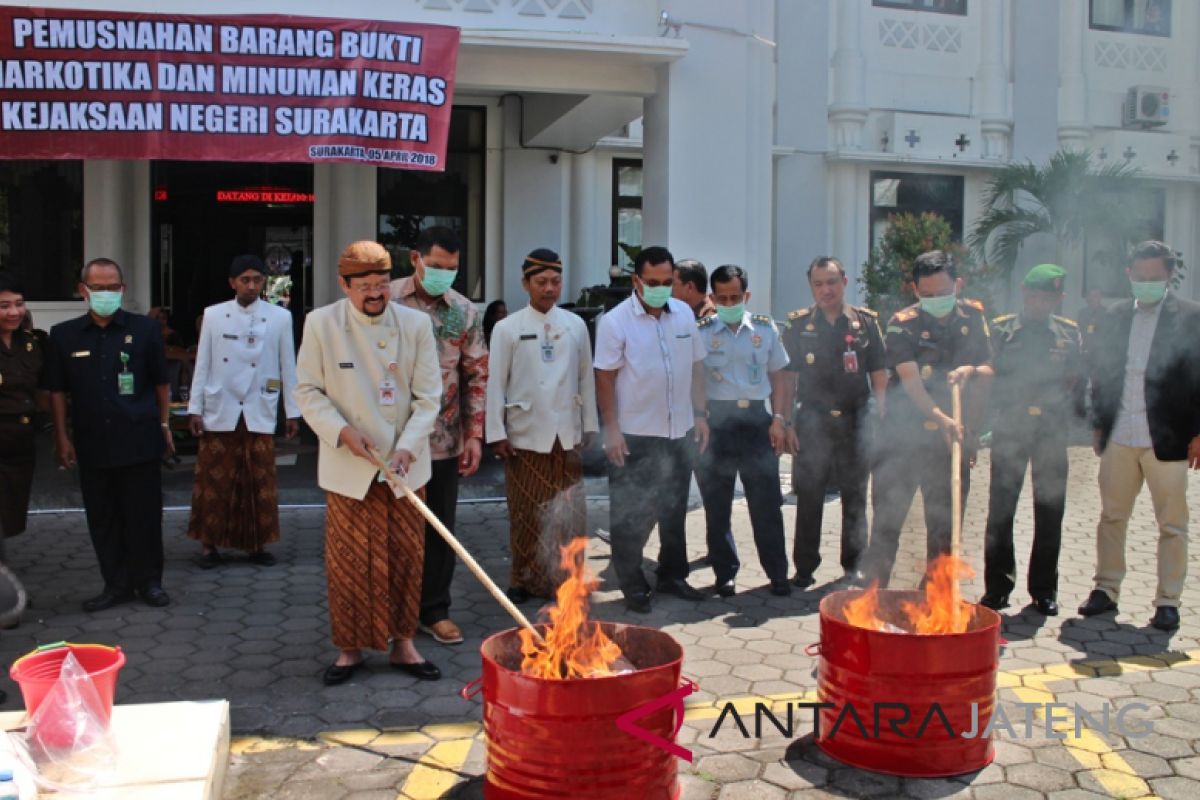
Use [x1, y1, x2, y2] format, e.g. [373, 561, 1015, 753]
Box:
[0, 7, 459, 170]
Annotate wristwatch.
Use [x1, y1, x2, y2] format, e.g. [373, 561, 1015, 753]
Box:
[694, 408, 709, 419]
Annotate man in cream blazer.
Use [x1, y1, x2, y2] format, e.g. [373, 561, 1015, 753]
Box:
[486, 249, 598, 603]
[294, 240, 443, 686]
[186, 254, 299, 567]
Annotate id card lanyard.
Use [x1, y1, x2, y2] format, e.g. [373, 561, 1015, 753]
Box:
[541, 323, 555, 363]
[842, 334, 859, 374]
[117, 352, 134, 395]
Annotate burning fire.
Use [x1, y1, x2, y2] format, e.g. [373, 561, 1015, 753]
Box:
[519, 537, 624, 679]
[843, 555, 977, 634]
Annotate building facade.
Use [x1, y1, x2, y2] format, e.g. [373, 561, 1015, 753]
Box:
[2, 0, 1196, 337]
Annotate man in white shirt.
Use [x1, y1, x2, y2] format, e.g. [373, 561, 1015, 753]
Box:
[595, 246, 710, 613]
[1080, 240, 1200, 631]
[186, 255, 299, 567]
[486, 249, 599, 603]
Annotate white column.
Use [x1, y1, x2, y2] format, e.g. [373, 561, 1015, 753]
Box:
[568, 152, 600, 302]
[84, 160, 152, 311]
[1058, 0, 1091, 150]
[829, 0, 869, 150]
[978, 0, 1013, 159]
[830, 162, 860, 301]
[312, 163, 377, 307]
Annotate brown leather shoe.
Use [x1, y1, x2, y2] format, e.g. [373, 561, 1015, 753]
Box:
[420, 619, 464, 645]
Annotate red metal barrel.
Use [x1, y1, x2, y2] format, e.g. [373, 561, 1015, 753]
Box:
[464, 623, 684, 800]
[815, 589, 1001, 777]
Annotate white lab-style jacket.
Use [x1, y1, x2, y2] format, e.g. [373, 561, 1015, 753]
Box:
[485, 305, 598, 452]
[293, 299, 441, 498]
[187, 298, 299, 433]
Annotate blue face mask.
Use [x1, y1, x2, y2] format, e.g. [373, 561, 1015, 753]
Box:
[640, 284, 672, 309]
[919, 294, 957, 318]
[420, 266, 457, 297]
[87, 290, 123, 317]
[716, 302, 745, 324]
[1130, 280, 1167, 305]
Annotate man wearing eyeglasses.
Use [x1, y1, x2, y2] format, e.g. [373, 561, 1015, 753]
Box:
[46, 257, 174, 611]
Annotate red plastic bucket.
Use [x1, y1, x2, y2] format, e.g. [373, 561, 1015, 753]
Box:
[9, 642, 125, 722]
[463, 623, 685, 800]
[814, 589, 1001, 777]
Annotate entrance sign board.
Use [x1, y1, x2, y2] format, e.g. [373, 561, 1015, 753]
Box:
[0, 7, 459, 170]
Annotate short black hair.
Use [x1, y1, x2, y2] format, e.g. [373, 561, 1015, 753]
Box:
[633, 245, 674, 276]
[1129, 240, 1179, 272]
[0, 271, 24, 296]
[710, 264, 748, 293]
[674, 259, 707, 294]
[806, 256, 845, 279]
[911, 250, 957, 281]
[414, 225, 462, 257]
[81, 257, 124, 284]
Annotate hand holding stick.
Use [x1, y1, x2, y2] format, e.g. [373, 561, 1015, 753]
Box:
[366, 447, 546, 646]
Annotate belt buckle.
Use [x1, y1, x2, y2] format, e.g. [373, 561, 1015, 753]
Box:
[736, 399, 750, 409]
[19, 416, 30, 425]
[830, 409, 842, 418]
[1027, 406, 1042, 416]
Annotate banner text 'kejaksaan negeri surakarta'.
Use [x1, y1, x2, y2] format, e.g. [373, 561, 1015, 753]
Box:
[0, 9, 460, 170]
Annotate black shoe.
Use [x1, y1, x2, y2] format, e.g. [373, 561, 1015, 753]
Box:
[196, 550, 223, 570]
[505, 586, 532, 604]
[391, 660, 441, 681]
[248, 551, 276, 566]
[769, 581, 793, 597]
[655, 578, 705, 600]
[624, 591, 652, 614]
[138, 586, 171, 608]
[1077, 589, 1118, 617]
[792, 573, 815, 589]
[1034, 597, 1059, 616]
[714, 580, 736, 598]
[82, 589, 133, 612]
[323, 659, 364, 686]
[1151, 606, 1180, 631]
[979, 593, 1009, 611]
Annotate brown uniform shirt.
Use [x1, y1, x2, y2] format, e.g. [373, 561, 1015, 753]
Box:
[0, 328, 45, 417]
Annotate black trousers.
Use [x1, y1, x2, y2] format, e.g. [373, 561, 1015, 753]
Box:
[791, 407, 870, 580]
[983, 421, 1067, 601]
[77, 460, 164, 593]
[864, 424, 970, 587]
[419, 457, 460, 625]
[608, 433, 692, 596]
[697, 408, 789, 585]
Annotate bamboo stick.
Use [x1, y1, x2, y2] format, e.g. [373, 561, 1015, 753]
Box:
[950, 382, 963, 559]
[367, 448, 546, 646]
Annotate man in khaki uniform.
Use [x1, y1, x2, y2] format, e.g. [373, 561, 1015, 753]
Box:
[295, 241, 443, 685]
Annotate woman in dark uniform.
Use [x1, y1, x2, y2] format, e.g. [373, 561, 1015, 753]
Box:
[0, 272, 47, 553]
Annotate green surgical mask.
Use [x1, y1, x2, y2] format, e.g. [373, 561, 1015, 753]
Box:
[1130, 280, 1167, 305]
[716, 302, 745, 325]
[919, 294, 957, 318]
[640, 285, 672, 309]
[420, 267, 457, 296]
[87, 290, 123, 317]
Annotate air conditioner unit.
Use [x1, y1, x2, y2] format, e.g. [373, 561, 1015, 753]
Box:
[1124, 86, 1169, 128]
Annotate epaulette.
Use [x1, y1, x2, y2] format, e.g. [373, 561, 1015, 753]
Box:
[752, 314, 774, 325]
[854, 306, 878, 318]
[787, 307, 811, 320]
[991, 313, 1016, 326]
[892, 308, 918, 323]
[697, 315, 718, 329]
[1052, 315, 1078, 328]
[964, 298, 985, 311]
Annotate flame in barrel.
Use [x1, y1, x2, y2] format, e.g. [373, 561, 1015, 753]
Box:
[841, 555, 977, 634]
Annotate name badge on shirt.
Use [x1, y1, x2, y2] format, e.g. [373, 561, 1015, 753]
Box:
[541, 341, 555, 363]
[519, 334, 537, 341]
[265, 378, 281, 392]
[223, 333, 238, 340]
[71, 350, 91, 358]
[379, 376, 397, 406]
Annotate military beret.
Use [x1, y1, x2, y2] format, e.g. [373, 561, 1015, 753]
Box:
[1023, 263, 1066, 292]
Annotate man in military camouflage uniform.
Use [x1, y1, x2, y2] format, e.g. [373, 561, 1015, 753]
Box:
[980, 264, 1084, 616]
[861, 250, 994, 587]
[781, 257, 887, 588]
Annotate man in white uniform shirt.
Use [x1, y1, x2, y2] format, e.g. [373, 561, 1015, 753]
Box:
[186, 255, 299, 567]
[595, 245, 710, 613]
[486, 249, 598, 603]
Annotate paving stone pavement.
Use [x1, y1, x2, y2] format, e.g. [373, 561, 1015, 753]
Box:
[1, 448, 1197, 799]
